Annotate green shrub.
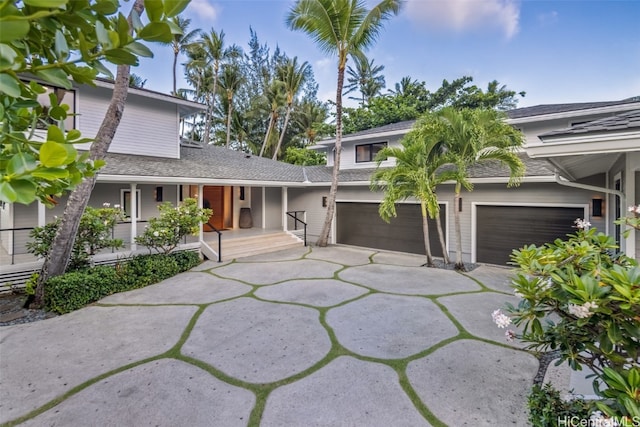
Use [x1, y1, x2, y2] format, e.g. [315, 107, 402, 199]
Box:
[43, 252, 201, 314]
[169, 250, 201, 271]
[528, 383, 591, 427]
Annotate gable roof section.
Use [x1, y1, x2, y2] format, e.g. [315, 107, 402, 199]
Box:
[539, 109, 640, 138]
[507, 98, 639, 119]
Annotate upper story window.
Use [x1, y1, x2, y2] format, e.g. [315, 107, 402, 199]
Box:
[355, 142, 387, 163]
[36, 85, 76, 130]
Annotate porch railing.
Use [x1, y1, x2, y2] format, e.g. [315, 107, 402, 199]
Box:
[286, 211, 307, 247]
[206, 221, 222, 262]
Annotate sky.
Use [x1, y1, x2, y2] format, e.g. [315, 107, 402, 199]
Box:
[132, 0, 640, 109]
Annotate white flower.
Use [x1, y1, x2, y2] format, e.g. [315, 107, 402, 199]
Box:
[114, 204, 121, 209]
[153, 231, 160, 237]
[628, 205, 640, 215]
[102, 202, 110, 208]
[514, 290, 524, 299]
[536, 277, 554, 291]
[574, 218, 591, 230]
[492, 309, 512, 328]
[505, 330, 516, 342]
[568, 301, 598, 319]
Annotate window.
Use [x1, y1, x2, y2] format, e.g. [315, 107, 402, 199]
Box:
[120, 189, 141, 220]
[35, 85, 77, 130]
[355, 142, 387, 163]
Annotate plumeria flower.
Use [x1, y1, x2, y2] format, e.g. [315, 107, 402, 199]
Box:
[114, 204, 121, 209]
[568, 301, 598, 319]
[153, 231, 160, 237]
[492, 309, 512, 328]
[505, 330, 516, 342]
[574, 218, 591, 230]
[103, 202, 110, 208]
[628, 205, 640, 215]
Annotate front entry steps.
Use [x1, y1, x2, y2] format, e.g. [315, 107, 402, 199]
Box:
[204, 231, 304, 261]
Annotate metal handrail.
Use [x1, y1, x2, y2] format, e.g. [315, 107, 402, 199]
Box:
[286, 211, 307, 247]
[206, 221, 222, 262]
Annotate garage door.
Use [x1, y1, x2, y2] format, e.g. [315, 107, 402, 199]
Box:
[476, 205, 584, 265]
[336, 202, 446, 256]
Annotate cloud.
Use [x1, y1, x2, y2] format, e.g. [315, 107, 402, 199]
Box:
[537, 11, 559, 27]
[188, 0, 218, 20]
[406, 0, 521, 39]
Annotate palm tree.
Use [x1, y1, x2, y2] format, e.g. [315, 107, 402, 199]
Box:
[128, 73, 147, 89]
[294, 99, 329, 145]
[218, 63, 246, 148]
[344, 53, 385, 106]
[371, 132, 453, 267]
[258, 79, 286, 157]
[430, 107, 525, 270]
[162, 16, 200, 96]
[273, 57, 310, 160]
[287, 0, 402, 247]
[198, 29, 242, 144]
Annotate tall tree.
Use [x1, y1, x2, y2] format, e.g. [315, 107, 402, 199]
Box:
[163, 16, 200, 96]
[31, 0, 186, 307]
[197, 29, 242, 144]
[427, 107, 525, 270]
[218, 63, 246, 148]
[294, 99, 330, 145]
[344, 53, 385, 106]
[371, 131, 453, 266]
[287, 0, 402, 247]
[258, 79, 286, 157]
[129, 73, 147, 89]
[273, 57, 310, 160]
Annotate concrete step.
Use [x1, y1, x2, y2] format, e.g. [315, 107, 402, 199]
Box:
[205, 232, 304, 261]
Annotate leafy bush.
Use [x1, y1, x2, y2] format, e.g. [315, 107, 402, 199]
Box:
[135, 198, 211, 254]
[528, 383, 591, 427]
[43, 251, 201, 314]
[494, 210, 640, 425]
[27, 205, 124, 271]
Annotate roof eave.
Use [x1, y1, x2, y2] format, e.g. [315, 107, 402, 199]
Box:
[507, 102, 640, 125]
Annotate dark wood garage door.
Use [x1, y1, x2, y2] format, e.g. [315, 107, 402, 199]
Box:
[476, 205, 584, 265]
[336, 202, 446, 256]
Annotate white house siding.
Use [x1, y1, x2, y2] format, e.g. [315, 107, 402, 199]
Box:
[1, 203, 13, 254]
[251, 187, 264, 228]
[77, 85, 179, 159]
[288, 187, 329, 241]
[636, 171, 640, 260]
[326, 134, 402, 169]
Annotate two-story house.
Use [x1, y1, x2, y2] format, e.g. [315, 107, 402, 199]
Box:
[1, 82, 638, 288]
[304, 98, 640, 264]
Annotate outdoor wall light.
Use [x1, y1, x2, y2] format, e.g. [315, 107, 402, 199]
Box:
[240, 186, 245, 201]
[592, 198, 603, 217]
[322, 196, 327, 207]
[458, 197, 462, 212]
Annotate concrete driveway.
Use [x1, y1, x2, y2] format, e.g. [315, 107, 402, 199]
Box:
[0, 246, 538, 426]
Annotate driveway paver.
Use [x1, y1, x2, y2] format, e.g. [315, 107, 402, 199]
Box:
[0, 246, 539, 426]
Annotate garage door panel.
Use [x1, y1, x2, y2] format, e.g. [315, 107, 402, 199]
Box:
[337, 203, 446, 256]
[477, 205, 584, 265]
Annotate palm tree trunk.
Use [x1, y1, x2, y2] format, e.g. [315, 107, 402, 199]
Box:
[435, 210, 450, 264]
[32, 1, 144, 308]
[225, 95, 233, 148]
[453, 184, 465, 271]
[317, 63, 345, 247]
[172, 50, 178, 95]
[203, 66, 219, 145]
[259, 113, 275, 157]
[421, 202, 434, 267]
[203, 91, 212, 144]
[273, 104, 292, 160]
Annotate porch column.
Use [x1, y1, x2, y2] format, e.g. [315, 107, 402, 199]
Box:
[198, 184, 204, 242]
[37, 200, 46, 227]
[130, 183, 137, 252]
[262, 187, 266, 229]
[624, 153, 639, 257]
[282, 186, 288, 232]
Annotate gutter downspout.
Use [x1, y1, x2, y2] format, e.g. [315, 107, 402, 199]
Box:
[554, 173, 625, 207]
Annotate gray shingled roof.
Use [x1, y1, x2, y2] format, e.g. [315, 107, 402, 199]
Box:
[507, 97, 640, 119]
[101, 145, 552, 185]
[540, 109, 640, 138]
[102, 144, 305, 182]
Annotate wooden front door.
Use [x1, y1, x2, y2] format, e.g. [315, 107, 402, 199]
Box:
[203, 186, 224, 230]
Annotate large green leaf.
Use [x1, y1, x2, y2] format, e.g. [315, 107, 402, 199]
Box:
[104, 48, 138, 65]
[0, 181, 18, 203]
[95, 20, 111, 47]
[32, 167, 69, 180]
[124, 41, 153, 58]
[0, 43, 19, 71]
[163, 0, 190, 17]
[0, 19, 30, 43]
[91, 0, 119, 15]
[10, 179, 37, 204]
[34, 68, 72, 89]
[47, 126, 65, 144]
[40, 141, 70, 167]
[6, 153, 36, 176]
[0, 73, 20, 97]
[54, 29, 70, 60]
[138, 22, 172, 43]
[145, 0, 164, 22]
[23, 0, 68, 7]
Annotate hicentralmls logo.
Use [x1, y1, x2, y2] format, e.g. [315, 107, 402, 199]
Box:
[557, 415, 640, 427]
